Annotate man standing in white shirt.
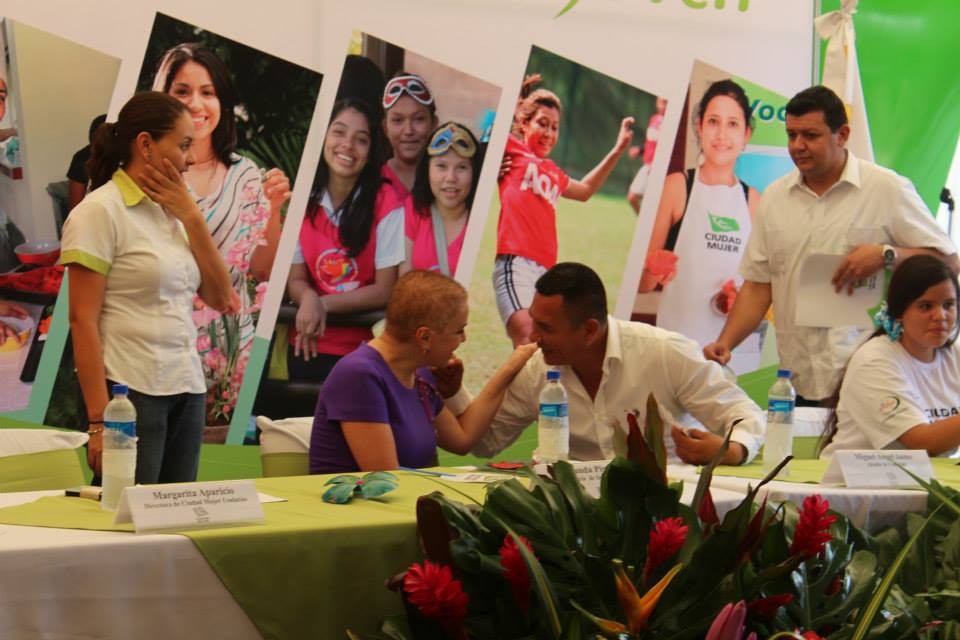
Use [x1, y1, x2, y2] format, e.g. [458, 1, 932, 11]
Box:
[446, 262, 765, 465]
[703, 85, 958, 404]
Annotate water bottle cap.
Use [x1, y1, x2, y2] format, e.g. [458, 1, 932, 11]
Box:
[111, 383, 129, 395]
[546, 370, 560, 381]
[776, 369, 791, 379]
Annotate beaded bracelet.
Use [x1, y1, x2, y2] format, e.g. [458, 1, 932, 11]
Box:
[87, 419, 105, 435]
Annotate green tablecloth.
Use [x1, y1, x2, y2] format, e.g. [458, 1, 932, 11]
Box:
[0, 471, 491, 639]
[712, 457, 960, 488]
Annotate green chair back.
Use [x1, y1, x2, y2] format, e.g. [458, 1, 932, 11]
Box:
[261, 452, 309, 478]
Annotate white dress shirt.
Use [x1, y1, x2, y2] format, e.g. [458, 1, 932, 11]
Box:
[456, 317, 765, 463]
[740, 151, 955, 400]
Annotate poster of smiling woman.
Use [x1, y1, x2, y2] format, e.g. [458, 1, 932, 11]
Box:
[631, 59, 794, 375]
[135, 13, 323, 433]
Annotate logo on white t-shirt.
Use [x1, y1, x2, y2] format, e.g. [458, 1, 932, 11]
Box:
[879, 395, 900, 414]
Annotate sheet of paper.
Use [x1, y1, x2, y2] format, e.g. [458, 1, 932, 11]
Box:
[795, 253, 882, 328]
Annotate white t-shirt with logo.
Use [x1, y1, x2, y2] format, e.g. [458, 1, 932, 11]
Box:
[822, 337, 960, 457]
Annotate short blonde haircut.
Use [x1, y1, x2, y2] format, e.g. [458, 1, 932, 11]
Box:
[385, 271, 468, 341]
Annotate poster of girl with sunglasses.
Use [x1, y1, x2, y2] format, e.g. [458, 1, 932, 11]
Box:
[252, 31, 500, 420]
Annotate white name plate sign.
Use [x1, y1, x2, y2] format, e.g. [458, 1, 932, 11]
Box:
[115, 479, 265, 533]
[534, 460, 610, 498]
[821, 450, 934, 489]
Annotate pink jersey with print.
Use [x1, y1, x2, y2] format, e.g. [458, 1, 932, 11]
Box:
[496, 135, 571, 268]
[294, 188, 402, 356]
[381, 162, 410, 203]
[404, 198, 467, 275]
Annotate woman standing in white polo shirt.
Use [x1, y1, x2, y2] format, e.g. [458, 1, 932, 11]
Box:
[821, 255, 960, 458]
[61, 92, 233, 483]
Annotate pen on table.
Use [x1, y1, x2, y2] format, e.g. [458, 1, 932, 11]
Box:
[65, 486, 102, 501]
[398, 467, 454, 477]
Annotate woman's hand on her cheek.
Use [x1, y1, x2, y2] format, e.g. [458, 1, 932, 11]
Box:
[141, 160, 201, 224]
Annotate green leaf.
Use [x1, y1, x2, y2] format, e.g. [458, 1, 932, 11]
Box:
[360, 480, 399, 499]
[690, 427, 732, 519]
[555, 0, 580, 18]
[897, 465, 960, 518]
[322, 482, 357, 504]
[644, 394, 667, 475]
[364, 471, 399, 484]
[850, 504, 945, 639]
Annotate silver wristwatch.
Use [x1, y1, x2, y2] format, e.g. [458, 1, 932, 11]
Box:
[882, 244, 897, 269]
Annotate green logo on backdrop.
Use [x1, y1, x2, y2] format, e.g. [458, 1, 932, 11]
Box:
[557, 0, 751, 18]
[732, 75, 789, 148]
[709, 213, 740, 233]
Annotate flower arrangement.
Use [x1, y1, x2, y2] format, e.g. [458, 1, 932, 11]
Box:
[351, 396, 960, 639]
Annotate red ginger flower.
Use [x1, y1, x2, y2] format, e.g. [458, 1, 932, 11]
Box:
[499, 534, 534, 612]
[800, 632, 826, 640]
[746, 593, 793, 619]
[789, 495, 837, 558]
[644, 517, 688, 583]
[403, 561, 469, 623]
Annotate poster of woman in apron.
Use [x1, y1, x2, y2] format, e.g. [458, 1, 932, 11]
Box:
[637, 75, 764, 374]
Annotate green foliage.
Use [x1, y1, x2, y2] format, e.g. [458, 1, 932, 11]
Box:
[353, 455, 960, 639]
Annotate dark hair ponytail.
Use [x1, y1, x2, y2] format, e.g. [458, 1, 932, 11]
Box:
[306, 97, 384, 257]
[87, 91, 189, 190]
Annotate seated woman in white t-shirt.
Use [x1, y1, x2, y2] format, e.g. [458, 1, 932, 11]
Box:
[820, 255, 960, 458]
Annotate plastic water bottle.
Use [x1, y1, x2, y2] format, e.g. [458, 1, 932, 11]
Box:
[764, 369, 795, 477]
[101, 384, 138, 511]
[537, 370, 569, 463]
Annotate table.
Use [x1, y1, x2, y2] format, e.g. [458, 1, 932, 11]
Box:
[0, 466, 749, 639]
[0, 472, 493, 640]
[667, 458, 960, 533]
[0, 490, 261, 639]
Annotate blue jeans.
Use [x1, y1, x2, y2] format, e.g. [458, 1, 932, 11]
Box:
[123, 387, 206, 484]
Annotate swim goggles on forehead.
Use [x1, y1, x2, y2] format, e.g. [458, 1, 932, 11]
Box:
[427, 123, 477, 159]
[382, 74, 434, 109]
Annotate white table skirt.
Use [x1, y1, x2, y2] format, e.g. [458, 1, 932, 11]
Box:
[0, 491, 262, 640]
[667, 465, 926, 533]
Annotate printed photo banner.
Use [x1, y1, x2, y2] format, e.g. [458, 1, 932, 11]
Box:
[0, 0, 816, 442]
[248, 30, 502, 423]
[629, 60, 792, 376]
